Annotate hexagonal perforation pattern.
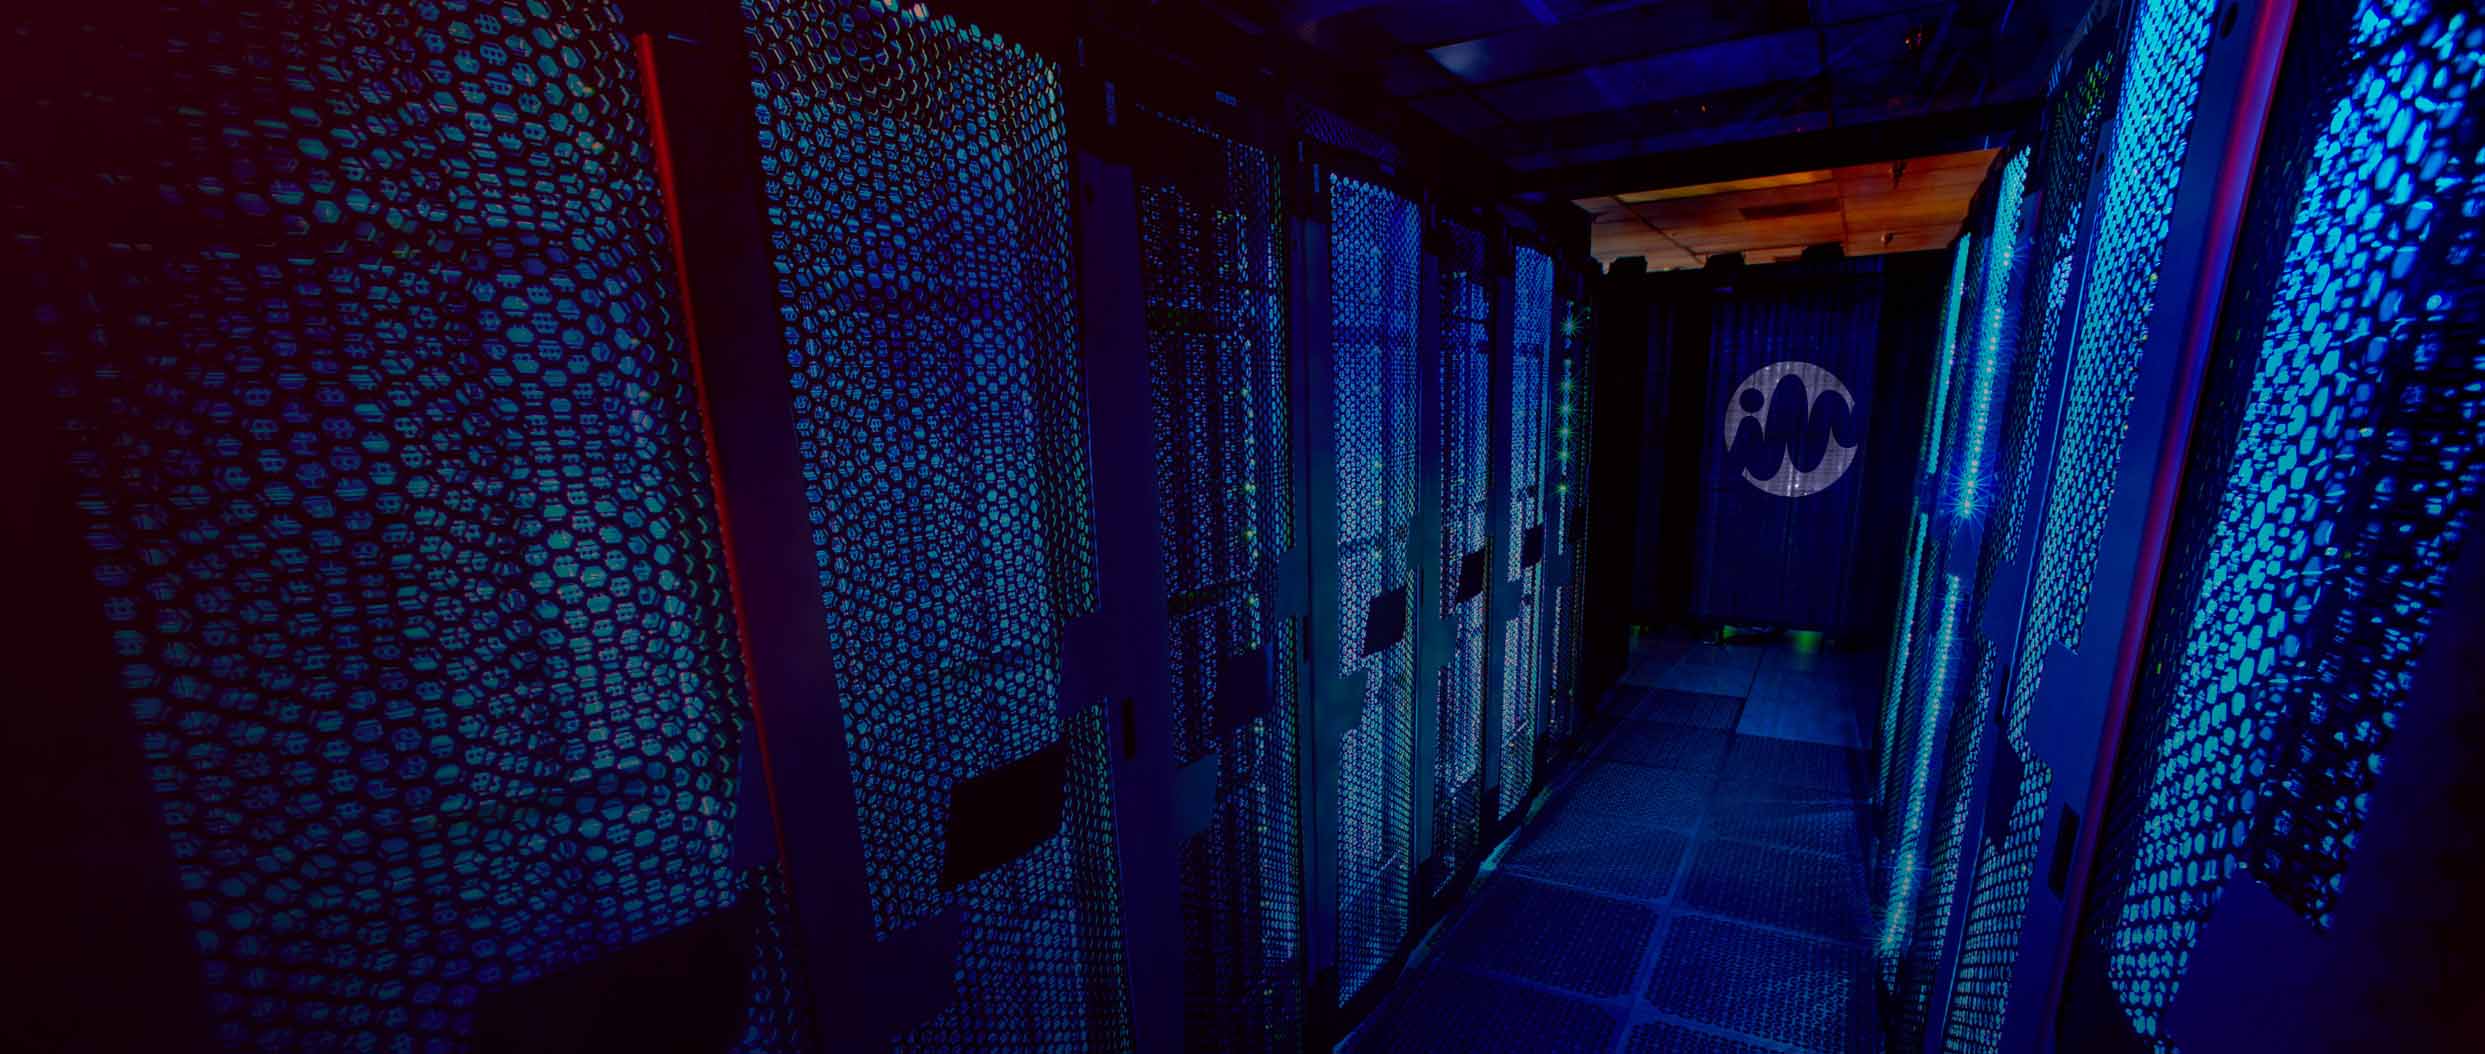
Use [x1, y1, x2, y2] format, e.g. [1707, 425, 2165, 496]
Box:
[21, 1, 757, 1048]
[1329, 170, 1422, 1005]
[2086, 4, 2485, 1047]
[1129, 103, 1303, 1054]
[1433, 219, 1493, 891]
[740, 1, 1127, 1049]
[1498, 244, 1554, 819]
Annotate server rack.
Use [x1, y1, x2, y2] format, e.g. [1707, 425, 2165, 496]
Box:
[1290, 135, 1428, 1030]
[1416, 214, 1498, 908]
[1086, 47, 1310, 1054]
[1876, 145, 2035, 1054]
[11, 1, 805, 1049]
[713, 2, 1143, 1049]
[1871, 0, 2358, 1049]
[1942, 0, 2287, 1046]
[1546, 262, 1600, 748]
[11, 1, 1604, 1050]
[1487, 242, 1558, 825]
[2057, 0, 2485, 1047]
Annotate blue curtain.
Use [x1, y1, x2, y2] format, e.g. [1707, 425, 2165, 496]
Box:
[1689, 257, 1895, 632]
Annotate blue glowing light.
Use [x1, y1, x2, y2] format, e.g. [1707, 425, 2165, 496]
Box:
[1945, 0, 2223, 1046]
[2096, 4, 2485, 1046]
[1920, 235, 1976, 484]
[1875, 514, 1933, 812]
[1500, 244, 1554, 820]
[1955, 151, 2029, 519]
[1881, 574, 1964, 959]
[1328, 171, 1421, 1004]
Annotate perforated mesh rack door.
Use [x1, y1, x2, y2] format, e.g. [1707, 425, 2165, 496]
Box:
[1890, 41, 2120, 1054]
[1126, 101, 1306, 1054]
[1944, 0, 2224, 1048]
[1876, 238, 1976, 823]
[1429, 219, 1493, 893]
[1498, 244, 1555, 821]
[1875, 529, 1962, 976]
[1983, 51, 2124, 602]
[1882, 149, 2030, 1050]
[1326, 172, 1422, 1005]
[12, 1, 771, 1048]
[737, 864, 826, 1052]
[738, 0, 1130, 1049]
[2073, 1, 2485, 1047]
[1898, 642, 1999, 1044]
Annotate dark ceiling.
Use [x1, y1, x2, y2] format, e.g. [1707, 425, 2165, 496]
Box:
[1262, 0, 2086, 201]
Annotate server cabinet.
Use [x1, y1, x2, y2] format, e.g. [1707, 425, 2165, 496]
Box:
[10, 0, 802, 1049]
[1903, 34, 2124, 1049]
[1416, 216, 1497, 905]
[1095, 65, 1310, 1054]
[1876, 146, 2036, 1053]
[1546, 264, 1600, 745]
[1881, 0, 2298, 1048]
[1292, 146, 1426, 1029]
[723, 0, 1134, 1048]
[1489, 243, 1558, 823]
[2060, 0, 2485, 1047]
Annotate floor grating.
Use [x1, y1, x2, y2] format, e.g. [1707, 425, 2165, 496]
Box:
[1347, 640, 1882, 1054]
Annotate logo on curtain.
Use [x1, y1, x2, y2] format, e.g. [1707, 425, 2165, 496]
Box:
[1723, 361, 1860, 497]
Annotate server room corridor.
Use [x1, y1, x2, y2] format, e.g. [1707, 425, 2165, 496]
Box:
[13, 1, 2485, 1053]
[1349, 636, 1879, 1054]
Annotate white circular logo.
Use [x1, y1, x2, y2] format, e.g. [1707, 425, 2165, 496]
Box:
[1722, 360, 1860, 498]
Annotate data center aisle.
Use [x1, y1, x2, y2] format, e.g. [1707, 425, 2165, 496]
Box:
[1346, 636, 1881, 1054]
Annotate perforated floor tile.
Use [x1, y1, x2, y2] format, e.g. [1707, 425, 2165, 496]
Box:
[1602, 724, 1733, 774]
[1736, 674, 1866, 747]
[1648, 914, 1870, 1053]
[1707, 781, 1864, 859]
[1354, 966, 1622, 1054]
[1672, 644, 1765, 673]
[1560, 762, 1714, 826]
[1504, 811, 1691, 902]
[1626, 1019, 1789, 1054]
[1628, 689, 1746, 730]
[1680, 839, 1866, 940]
[1755, 647, 1879, 680]
[1435, 876, 1658, 996]
[1723, 735, 1862, 794]
[1652, 661, 1755, 698]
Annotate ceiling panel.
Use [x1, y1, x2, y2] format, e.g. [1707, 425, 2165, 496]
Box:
[1581, 146, 1997, 268]
[1813, 0, 1947, 23]
[1473, 70, 1622, 123]
[1422, 4, 1791, 86]
[1406, 91, 1510, 137]
[1590, 28, 1824, 108]
[1354, 0, 1545, 48]
[1619, 169, 1833, 203]
[1273, 0, 2075, 207]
